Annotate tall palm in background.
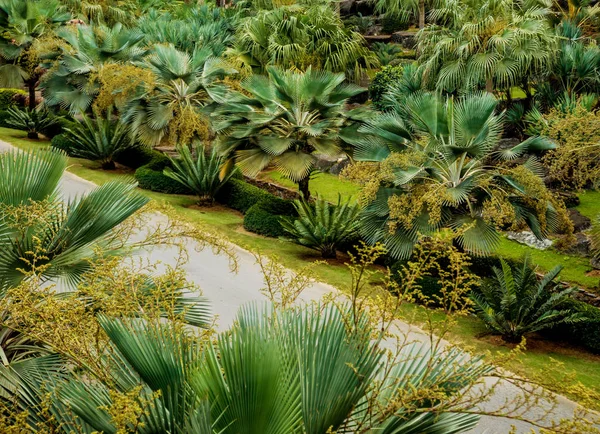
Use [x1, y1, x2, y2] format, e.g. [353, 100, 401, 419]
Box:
[351, 92, 559, 259]
[0, 0, 70, 109]
[417, 0, 556, 95]
[227, 5, 378, 83]
[0, 303, 490, 433]
[41, 22, 147, 113]
[124, 44, 235, 147]
[0, 149, 148, 290]
[214, 67, 363, 200]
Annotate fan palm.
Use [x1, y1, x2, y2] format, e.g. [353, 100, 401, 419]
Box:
[417, 0, 556, 94]
[40, 22, 147, 113]
[164, 143, 236, 204]
[213, 66, 363, 200]
[124, 44, 235, 147]
[0, 0, 70, 109]
[350, 92, 559, 259]
[471, 256, 585, 342]
[63, 108, 133, 169]
[227, 5, 378, 83]
[61, 0, 136, 26]
[0, 303, 490, 433]
[0, 148, 149, 290]
[281, 195, 361, 258]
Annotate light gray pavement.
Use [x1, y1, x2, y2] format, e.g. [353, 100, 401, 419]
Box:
[1, 140, 594, 433]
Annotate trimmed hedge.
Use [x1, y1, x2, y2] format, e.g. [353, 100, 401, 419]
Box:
[243, 196, 297, 238]
[468, 255, 521, 278]
[116, 145, 157, 169]
[135, 153, 194, 195]
[51, 133, 74, 153]
[215, 178, 274, 213]
[0, 88, 26, 110]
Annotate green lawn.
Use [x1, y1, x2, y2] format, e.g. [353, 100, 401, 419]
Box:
[260, 170, 361, 203]
[2, 128, 600, 409]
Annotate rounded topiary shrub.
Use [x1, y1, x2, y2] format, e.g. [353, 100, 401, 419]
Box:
[544, 298, 600, 354]
[116, 145, 157, 169]
[134, 154, 194, 195]
[369, 65, 404, 110]
[243, 196, 297, 238]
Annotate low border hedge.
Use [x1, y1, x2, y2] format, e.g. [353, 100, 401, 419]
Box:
[243, 196, 297, 238]
[134, 153, 194, 195]
[546, 298, 600, 354]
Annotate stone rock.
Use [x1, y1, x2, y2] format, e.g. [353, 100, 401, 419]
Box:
[563, 233, 591, 256]
[591, 257, 600, 270]
[329, 158, 350, 175]
[556, 190, 580, 208]
[506, 231, 553, 250]
[390, 30, 417, 48]
[568, 209, 592, 232]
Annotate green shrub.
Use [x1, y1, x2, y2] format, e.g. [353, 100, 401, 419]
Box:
[0, 88, 26, 110]
[244, 196, 297, 238]
[63, 110, 134, 169]
[381, 15, 409, 34]
[40, 115, 75, 139]
[135, 154, 194, 195]
[390, 261, 446, 306]
[115, 145, 156, 169]
[51, 134, 75, 154]
[471, 257, 584, 343]
[6, 106, 62, 139]
[546, 298, 600, 354]
[468, 255, 521, 278]
[369, 65, 404, 110]
[164, 144, 236, 204]
[0, 110, 11, 128]
[215, 178, 273, 213]
[280, 196, 361, 258]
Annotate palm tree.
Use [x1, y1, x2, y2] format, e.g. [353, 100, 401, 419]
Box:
[350, 92, 560, 259]
[0, 0, 70, 110]
[213, 66, 363, 200]
[417, 0, 556, 95]
[227, 5, 378, 83]
[0, 303, 490, 433]
[40, 22, 147, 113]
[124, 44, 235, 147]
[471, 256, 585, 342]
[374, 0, 438, 29]
[0, 148, 149, 290]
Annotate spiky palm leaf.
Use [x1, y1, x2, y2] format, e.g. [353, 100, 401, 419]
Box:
[214, 66, 363, 199]
[6, 106, 62, 139]
[280, 195, 361, 258]
[0, 149, 149, 289]
[164, 143, 236, 204]
[64, 108, 133, 169]
[470, 256, 585, 342]
[352, 93, 558, 258]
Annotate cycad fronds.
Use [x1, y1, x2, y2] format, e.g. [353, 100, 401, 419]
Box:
[281, 195, 361, 258]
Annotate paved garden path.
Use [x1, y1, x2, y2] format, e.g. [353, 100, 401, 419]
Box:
[0, 140, 592, 433]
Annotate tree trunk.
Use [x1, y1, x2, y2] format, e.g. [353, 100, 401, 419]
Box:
[485, 77, 494, 93]
[27, 80, 36, 110]
[298, 177, 310, 201]
[101, 160, 116, 170]
[418, 0, 425, 29]
[505, 88, 512, 105]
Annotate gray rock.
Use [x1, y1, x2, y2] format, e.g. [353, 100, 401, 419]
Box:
[390, 30, 417, 48]
[506, 231, 553, 250]
[564, 233, 591, 256]
[329, 158, 350, 175]
[591, 257, 600, 270]
[568, 209, 591, 232]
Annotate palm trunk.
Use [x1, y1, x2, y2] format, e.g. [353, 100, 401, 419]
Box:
[298, 177, 310, 201]
[485, 77, 494, 93]
[27, 80, 36, 110]
[418, 0, 425, 29]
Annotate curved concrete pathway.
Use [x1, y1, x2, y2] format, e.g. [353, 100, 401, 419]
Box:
[1, 140, 594, 433]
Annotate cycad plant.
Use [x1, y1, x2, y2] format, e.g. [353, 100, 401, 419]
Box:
[63, 109, 133, 169]
[0, 302, 490, 433]
[164, 143, 236, 205]
[470, 256, 584, 343]
[214, 66, 363, 200]
[350, 92, 561, 259]
[0, 149, 148, 290]
[6, 106, 61, 139]
[281, 195, 361, 258]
